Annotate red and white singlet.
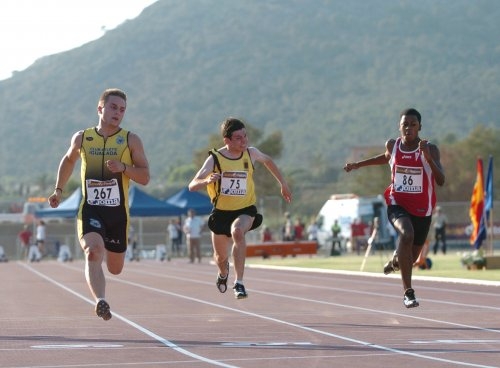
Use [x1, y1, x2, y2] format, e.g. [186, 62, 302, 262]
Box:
[384, 137, 436, 217]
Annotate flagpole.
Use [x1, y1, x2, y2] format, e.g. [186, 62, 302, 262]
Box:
[490, 212, 494, 255]
[484, 155, 494, 255]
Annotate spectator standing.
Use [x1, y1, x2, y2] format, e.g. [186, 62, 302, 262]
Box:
[167, 218, 182, 257]
[283, 212, 295, 241]
[331, 219, 342, 254]
[128, 225, 138, 261]
[350, 218, 367, 255]
[35, 220, 46, 256]
[18, 225, 32, 260]
[183, 209, 204, 263]
[294, 218, 304, 241]
[432, 206, 448, 255]
[306, 219, 319, 241]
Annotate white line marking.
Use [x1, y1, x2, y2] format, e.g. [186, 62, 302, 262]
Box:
[19, 262, 239, 368]
[411, 340, 500, 345]
[31, 344, 123, 349]
[23, 262, 499, 368]
[221, 342, 313, 347]
[128, 265, 500, 330]
[113, 275, 499, 368]
[247, 264, 500, 287]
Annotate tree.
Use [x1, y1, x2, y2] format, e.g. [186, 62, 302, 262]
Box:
[439, 125, 500, 201]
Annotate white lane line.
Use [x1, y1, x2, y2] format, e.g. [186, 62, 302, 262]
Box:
[112, 276, 498, 368]
[31, 344, 123, 349]
[247, 264, 500, 287]
[130, 261, 500, 309]
[411, 340, 500, 345]
[128, 266, 500, 333]
[19, 262, 239, 368]
[28, 262, 498, 368]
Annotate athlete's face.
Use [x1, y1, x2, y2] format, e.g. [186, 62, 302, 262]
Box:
[226, 128, 248, 151]
[399, 114, 421, 143]
[99, 95, 126, 128]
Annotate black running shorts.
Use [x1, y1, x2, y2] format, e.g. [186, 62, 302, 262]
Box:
[387, 205, 431, 246]
[79, 205, 128, 253]
[208, 205, 263, 237]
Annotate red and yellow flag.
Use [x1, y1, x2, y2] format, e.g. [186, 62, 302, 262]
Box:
[469, 158, 485, 248]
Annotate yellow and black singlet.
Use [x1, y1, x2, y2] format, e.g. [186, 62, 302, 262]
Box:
[206, 148, 256, 211]
[77, 127, 132, 249]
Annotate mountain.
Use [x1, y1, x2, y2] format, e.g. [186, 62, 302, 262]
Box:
[0, 0, 499, 191]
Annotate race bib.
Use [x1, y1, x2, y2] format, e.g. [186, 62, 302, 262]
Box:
[86, 179, 121, 206]
[394, 165, 423, 193]
[220, 171, 248, 196]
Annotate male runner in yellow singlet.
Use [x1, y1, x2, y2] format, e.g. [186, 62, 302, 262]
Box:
[48, 88, 150, 320]
[188, 117, 292, 299]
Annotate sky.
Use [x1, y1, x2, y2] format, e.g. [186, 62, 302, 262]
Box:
[0, 0, 158, 81]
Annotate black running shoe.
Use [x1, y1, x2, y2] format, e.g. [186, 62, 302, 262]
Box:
[95, 299, 112, 321]
[233, 282, 248, 299]
[403, 288, 419, 308]
[383, 255, 400, 275]
[383, 260, 395, 274]
[216, 261, 229, 293]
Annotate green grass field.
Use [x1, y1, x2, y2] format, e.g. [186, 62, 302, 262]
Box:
[246, 252, 500, 282]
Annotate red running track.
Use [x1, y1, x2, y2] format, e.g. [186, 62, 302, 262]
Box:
[0, 259, 499, 368]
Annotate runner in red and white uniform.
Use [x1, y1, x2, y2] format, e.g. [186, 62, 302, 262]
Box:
[344, 108, 445, 308]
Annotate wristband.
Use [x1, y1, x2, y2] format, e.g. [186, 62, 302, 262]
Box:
[55, 187, 63, 194]
[122, 163, 127, 173]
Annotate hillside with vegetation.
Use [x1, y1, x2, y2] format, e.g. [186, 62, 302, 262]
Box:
[0, 0, 498, 216]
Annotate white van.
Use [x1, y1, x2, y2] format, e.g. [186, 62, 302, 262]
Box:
[316, 193, 394, 251]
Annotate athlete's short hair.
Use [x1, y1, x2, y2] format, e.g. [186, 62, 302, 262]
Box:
[98, 88, 127, 107]
[400, 108, 421, 123]
[221, 117, 245, 139]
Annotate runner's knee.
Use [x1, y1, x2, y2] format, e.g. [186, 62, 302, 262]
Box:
[107, 263, 123, 275]
[214, 253, 228, 267]
[231, 223, 248, 241]
[84, 244, 105, 262]
[399, 230, 414, 246]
